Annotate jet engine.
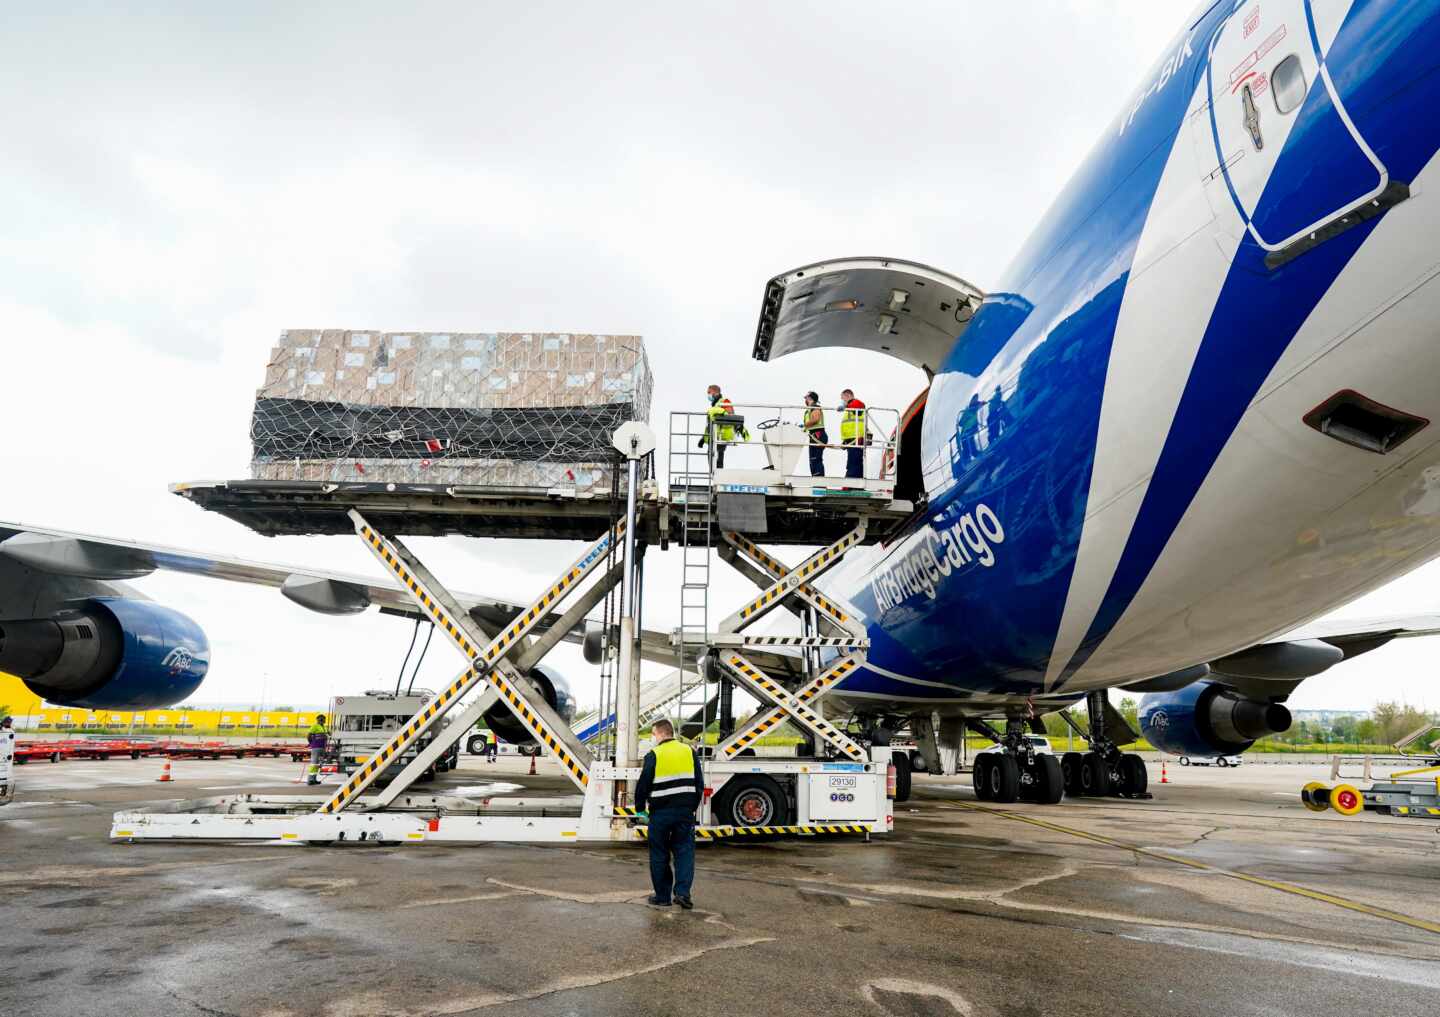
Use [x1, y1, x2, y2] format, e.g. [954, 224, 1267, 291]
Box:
[482, 664, 576, 746]
[0, 597, 209, 709]
[1138, 680, 1292, 757]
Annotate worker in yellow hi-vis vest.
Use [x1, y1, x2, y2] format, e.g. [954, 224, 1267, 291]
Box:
[697, 384, 748, 468]
[839, 388, 869, 479]
[634, 717, 705, 909]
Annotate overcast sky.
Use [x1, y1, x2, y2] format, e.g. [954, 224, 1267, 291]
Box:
[2, 0, 1435, 714]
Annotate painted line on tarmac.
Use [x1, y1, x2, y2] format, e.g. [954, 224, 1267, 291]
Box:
[944, 801, 1440, 937]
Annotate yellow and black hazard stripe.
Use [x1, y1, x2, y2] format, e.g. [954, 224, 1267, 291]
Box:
[722, 655, 860, 757]
[633, 824, 870, 840]
[721, 655, 859, 757]
[322, 519, 618, 813]
[726, 531, 859, 627]
[721, 654, 865, 761]
[741, 635, 867, 648]
[1392, 806, 1440, 816]
[612, 806, 644, 818]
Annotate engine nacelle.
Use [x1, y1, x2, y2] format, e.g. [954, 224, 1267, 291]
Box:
[1139, 680, 1292, 757]
[483, 664, 575, 746]
[0, 598, 209, 709]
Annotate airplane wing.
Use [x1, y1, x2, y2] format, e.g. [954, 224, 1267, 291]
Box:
[1268, 613, 1440, 650]
[0, 520, 682, 666]
[1122, 612, 1440, 696]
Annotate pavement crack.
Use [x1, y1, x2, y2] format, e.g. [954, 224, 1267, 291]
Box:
[160, 981, 244, 1017]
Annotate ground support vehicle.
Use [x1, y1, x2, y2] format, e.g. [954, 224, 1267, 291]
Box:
[328, 691, 459, 783]
[1302, 763, 1440, 818]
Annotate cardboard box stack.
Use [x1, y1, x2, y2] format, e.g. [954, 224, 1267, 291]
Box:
[250, 330, 652, 492]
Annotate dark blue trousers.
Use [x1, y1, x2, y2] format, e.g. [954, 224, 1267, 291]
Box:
[647, 808, 695, 901]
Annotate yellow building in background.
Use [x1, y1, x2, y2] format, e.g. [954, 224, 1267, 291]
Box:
[0, 672, 323, 738]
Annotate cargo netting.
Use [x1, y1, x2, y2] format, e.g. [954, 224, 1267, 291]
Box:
[250, 330, 653, 491]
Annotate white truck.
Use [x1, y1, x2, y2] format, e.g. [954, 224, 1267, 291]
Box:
[328, 691, 461, 783]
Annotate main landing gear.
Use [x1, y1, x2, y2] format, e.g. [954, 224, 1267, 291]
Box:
[968, 719, 1064, 805]
[1056, 692, 1150, 799]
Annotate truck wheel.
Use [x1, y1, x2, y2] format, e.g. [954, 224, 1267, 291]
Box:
[890, 751, 913, 803]
[712, 775, 789, 827]
[467, 735, 486, 755]
[908, 750, 928, 774]
[1179, 756, 1190, 766]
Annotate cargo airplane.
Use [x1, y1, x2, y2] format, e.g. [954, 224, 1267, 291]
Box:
[5, 0, 1440, 805]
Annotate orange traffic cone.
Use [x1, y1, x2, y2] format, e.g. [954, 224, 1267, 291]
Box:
[157, 757, 173, 783]
[528, 753, 537, 776]
[1160, 759, 1169, 784]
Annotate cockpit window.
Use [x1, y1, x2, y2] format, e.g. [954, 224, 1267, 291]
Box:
[1272, 54, 1306, 114]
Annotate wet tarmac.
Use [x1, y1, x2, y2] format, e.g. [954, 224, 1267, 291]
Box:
[4, 753, 1440, 1016]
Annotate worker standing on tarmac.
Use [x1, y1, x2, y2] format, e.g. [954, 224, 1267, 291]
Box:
[698, 384, 747, 469]
[486, 729, 498, 763]
[306, 714, 329, 786]
[839, 388, 869, 479]
[634, 718, 704, 909]
[802, 391, 828, 477]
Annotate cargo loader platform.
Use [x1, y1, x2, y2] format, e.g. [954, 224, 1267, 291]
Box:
[170, 476, 914, 547]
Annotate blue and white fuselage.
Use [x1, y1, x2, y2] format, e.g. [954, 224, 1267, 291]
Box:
[824, 0, 1440, 719]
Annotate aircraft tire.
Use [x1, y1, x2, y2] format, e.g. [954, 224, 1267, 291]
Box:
[989, 755, 1020, 803]
[890, 751, 913, 803]
[1120, 753, 1148, 796]
[1035, 755, 1064, 804]
[1061, 752, 1083, 796]
[1079, 753, 1110, 797]
[908, 750, 928, 774]
[972, 757, 992, 801]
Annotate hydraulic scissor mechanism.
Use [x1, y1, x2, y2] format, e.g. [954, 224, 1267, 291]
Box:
[317, 509, 621, 813]
[708, 526, 869, 762]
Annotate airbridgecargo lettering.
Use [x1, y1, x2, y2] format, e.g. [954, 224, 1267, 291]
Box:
[871, 504, 1005, 613]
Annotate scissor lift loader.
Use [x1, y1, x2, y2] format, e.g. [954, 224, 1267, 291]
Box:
[112, 417, 907, 846]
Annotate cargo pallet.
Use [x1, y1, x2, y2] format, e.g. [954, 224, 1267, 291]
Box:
[113, 413, 908, 846]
